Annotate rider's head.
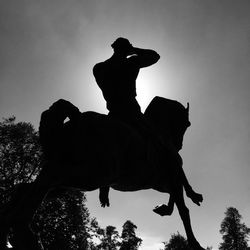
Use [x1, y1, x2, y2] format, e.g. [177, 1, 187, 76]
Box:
[111, 37, 133, 56]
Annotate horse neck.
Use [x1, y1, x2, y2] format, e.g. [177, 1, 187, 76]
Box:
[148, 119, 184, 152]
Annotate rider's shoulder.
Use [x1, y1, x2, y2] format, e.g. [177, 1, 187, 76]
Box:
[93, 61, 109, 73]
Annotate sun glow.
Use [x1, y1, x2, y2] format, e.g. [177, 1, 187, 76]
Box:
[136, 69, 162, 112]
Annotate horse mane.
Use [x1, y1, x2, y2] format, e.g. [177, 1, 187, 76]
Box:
[144, 96, 191, 151]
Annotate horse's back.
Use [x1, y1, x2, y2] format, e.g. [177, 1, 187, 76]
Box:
[58, 112, 149, 188]
[39, 98, 186, 192]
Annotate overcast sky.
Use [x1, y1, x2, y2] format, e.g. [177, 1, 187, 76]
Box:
[1, 1, 250, 249]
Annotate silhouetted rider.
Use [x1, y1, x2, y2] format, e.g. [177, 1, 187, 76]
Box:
[93, 38, 160, 207]
[93, 37, 160, 120]
[93, 38, 202, 211]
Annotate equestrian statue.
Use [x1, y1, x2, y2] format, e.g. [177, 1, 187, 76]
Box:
[0, 38, 205, 250]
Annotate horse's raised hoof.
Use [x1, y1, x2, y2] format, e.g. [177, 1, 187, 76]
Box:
[153, 204, 173, 216]
[186, 189, 203, 206]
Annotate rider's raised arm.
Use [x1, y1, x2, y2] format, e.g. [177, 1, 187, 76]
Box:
[128, 47, 160, 68]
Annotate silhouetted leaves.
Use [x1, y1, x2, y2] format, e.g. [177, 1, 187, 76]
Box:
[0, 117, 96, 249]
[219, 207, 250, 250]
[0, 117, 42, 205]
[120, 220, 142, 250]
[95, 225, 120, 250]
[161, 232, 214, 250]
[32, 189, 93, 249]
[162, 232, 190, 250]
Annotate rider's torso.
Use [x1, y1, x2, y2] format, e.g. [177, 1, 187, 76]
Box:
[94, 58, 140, 112]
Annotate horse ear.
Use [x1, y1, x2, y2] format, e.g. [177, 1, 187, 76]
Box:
[186, 102, 189, 113]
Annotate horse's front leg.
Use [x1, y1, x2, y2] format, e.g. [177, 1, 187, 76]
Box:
[174, 185, 205, 250]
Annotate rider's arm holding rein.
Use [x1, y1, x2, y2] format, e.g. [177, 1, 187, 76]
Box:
[128, 47, 160, 68]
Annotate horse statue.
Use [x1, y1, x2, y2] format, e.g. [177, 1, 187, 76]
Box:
[0, 96, 205, 250]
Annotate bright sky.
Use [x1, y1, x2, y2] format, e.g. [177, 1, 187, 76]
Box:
[1, 1, 250, 249]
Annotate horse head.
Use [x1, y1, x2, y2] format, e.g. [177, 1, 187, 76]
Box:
[144, 96, 191, 151]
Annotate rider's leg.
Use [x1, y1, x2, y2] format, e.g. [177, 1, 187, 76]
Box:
[173, 184, 205, 250]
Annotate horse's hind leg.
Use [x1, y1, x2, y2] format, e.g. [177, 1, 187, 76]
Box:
[174, 185, 205, 250]
[10, 223, 41, 250]
[0, 224, 9, 250]
[0, 185, 30, 249]
[5, 185, 49, 249]
[0, 222, 40, 250]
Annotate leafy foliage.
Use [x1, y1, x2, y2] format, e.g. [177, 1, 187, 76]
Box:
[219, 207, 250, 250]
[0, 117, 96, 249]
[0, 117, 42, 205]
[32, 189, 95, 249]
[120, 220, 142, 250]
[162, 232, 191, 250]
[95, 225, 120, 250]
[161, 232, 213, 250]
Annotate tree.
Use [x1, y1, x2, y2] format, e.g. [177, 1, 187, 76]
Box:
[0, 117, 98, 249]
[162, 232, 213, 250]
[219, 207, 250, 250]
[162, 232, 191, 250]
[0, 116, 42, 205]
[120, 220, 142, 250]
[32, 189, 94, 249]
[96, 225, 120, 250]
